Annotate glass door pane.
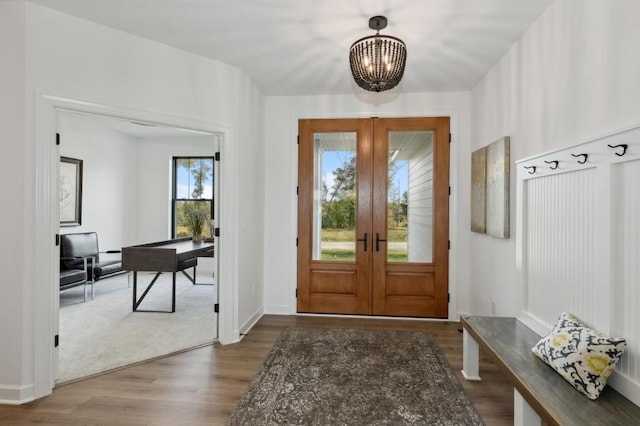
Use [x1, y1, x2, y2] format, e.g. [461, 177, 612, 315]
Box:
[387, 131, 433, 263]
[312, 132, 357, 261]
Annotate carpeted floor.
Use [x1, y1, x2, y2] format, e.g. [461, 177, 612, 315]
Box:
[228, 327, 484, 425]
[58, 271, 217, 383]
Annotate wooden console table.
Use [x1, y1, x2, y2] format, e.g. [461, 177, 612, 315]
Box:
[122, 237, 215, 312]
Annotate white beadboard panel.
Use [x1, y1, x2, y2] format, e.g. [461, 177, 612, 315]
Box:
[525, 169, 598, 326]
[516, 123, 640, 405]
[613, 159, 640, 386]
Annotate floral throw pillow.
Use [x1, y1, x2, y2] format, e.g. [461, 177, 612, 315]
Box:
[531, 312, 627, 400]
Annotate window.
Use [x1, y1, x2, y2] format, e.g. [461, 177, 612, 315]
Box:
[172, 157, 214, 238]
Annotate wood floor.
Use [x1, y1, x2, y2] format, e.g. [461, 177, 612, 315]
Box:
[0, 315, 513, 425]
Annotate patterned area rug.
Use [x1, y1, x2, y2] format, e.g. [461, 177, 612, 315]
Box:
[228, 327, 484, 425]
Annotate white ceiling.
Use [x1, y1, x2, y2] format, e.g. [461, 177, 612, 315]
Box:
[62, 110, 215, 139]
[28, 0, 554, 96]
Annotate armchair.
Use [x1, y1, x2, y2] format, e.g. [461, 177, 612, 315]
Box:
[59, 254, 92, 301]
[60, 232, 125, 283]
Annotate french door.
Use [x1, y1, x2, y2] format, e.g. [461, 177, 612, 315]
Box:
[297, 117, 450, 317]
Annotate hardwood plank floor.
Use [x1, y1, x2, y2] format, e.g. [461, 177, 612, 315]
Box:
[0, 315, 513, 425]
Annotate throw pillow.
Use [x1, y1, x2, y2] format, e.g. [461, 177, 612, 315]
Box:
[531, 312, 627, 400]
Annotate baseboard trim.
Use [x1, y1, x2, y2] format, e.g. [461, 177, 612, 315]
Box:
[239, 306, 264, 335]
[0, 383, 35, 405]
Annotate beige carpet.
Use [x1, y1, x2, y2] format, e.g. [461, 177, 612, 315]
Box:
[229, 327, 484, 425]
[58, 271, 217, 383]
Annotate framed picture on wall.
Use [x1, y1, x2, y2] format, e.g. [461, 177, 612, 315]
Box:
[60, 156, 83, 227]
[470, 136, 510, 238]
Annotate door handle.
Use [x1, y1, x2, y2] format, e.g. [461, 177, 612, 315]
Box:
[376, 233, 387, 252]
[356, 233, 368, 252]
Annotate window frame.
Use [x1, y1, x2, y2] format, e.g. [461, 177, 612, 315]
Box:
[171, 156, 215, 238]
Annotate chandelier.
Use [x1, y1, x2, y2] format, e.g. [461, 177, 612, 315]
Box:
[349, 16, 407, 92]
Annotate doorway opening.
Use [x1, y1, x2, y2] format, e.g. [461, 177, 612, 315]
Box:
[297, 117, 450, 318]
[55, 110, 220, 382]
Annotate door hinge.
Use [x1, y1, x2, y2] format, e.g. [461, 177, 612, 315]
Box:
[214, 303, 219, 313]
[55, 234, 60, 246]
[448, 240, 451, 250]
[297, 135, 299, 145]
[215, 152, 220, 161]
[448, 186, 451, 196]
[296, 186, 299, 195]
[449, 133, 452, 143]
[296, 289, 298, 298]
[56, 133, 60, 146]
[54, 335, 59, 348]
[296, 237, 299, 247]
[214, 228, 220, 237]
[448, 293, 450, 303]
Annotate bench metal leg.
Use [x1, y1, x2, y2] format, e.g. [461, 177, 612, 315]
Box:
[462, 328, 482, 381]
[514, 389, 541, 426]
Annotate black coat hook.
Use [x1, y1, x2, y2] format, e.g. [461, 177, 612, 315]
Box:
[544, 160, 559, 170]
[524, 165, 536, 174]
[607, 143, 628, 156]
[571, 153, 588, 164]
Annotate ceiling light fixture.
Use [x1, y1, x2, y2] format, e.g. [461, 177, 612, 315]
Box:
[349, 16, 407, 92]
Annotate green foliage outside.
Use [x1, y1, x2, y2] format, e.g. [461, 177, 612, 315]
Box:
[175, 158, 213, 237]
[322, 228, 407, 242]
[322, 153, 408, 237]
[319, 154, 410, 262]
[320, 249, 407, 262]
[176, 201, 211, 237]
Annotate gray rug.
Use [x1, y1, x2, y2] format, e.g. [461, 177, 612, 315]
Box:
[59, 272, 216, 382]
[228, 327, 484, 425]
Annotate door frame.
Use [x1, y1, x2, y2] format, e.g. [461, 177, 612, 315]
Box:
[296, 116, 451, 318]
[31, 93, 237, 401]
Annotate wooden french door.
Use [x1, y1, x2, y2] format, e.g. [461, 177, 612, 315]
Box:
[297, 117, 450, 318]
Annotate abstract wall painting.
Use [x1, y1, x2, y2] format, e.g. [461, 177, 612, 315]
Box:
[471, 136, 510, 238]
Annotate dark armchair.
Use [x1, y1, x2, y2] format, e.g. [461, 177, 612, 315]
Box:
[60, 232, 125, 284]
[59, 255, 92, 301]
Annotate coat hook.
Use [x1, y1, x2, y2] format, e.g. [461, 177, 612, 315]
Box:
[607, 143, 628, 156]
[544, 160, 559, 170]
[524, 165, 536, 174]
[571, 153, 588, 164]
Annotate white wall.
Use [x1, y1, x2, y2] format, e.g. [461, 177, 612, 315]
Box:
[407, 140, 433, 262]
[58, 113, 139, 253]
[0, 0, 27, 402]
[470, 0, 640, 316]
[236, 76, 266, 333]
[136, 136, 218, 244]
[0, 1, 265, 403]
[263, 92, 471, 319]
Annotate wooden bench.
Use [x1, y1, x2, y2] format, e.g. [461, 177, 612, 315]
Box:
[461, 316, 640, 426]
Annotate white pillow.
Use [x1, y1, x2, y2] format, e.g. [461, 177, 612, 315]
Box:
[531, 312, 626, 400]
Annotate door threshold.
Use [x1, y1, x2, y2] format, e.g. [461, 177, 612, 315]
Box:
[296, 312, 451, 322]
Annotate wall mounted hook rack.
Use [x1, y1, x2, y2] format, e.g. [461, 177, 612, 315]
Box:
[571, 153, 588, 164]
[607, 143, 628, 156]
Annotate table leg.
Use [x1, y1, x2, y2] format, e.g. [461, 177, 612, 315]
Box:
[462, 328, 482, 381]
[172, 272, 176, 312]
[132, 271, 137, 311]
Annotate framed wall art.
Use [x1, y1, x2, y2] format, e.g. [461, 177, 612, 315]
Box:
[471, 146, 487, 233]
[470, 136, 510, 238]
[60, 156, 83, 226]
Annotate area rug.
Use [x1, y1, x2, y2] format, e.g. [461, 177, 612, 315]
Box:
[59, 271, 216, 382]
[228, 327, 484, 425]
